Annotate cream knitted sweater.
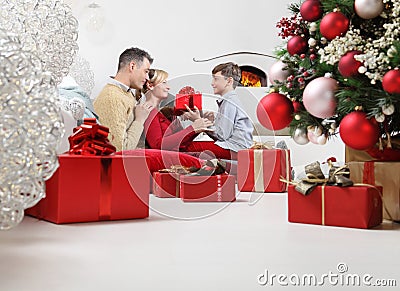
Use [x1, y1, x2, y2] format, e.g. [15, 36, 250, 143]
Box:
[93, 84, 144, 151]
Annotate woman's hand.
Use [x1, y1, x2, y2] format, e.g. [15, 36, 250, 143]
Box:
[191, 118, 214, 133]
[181, 105, 201, 121]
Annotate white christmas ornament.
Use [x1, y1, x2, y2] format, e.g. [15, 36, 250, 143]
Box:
[382, 104, 395, 115]
[354, 0, 384, 20]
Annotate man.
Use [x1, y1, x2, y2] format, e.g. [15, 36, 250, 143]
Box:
[94, 47, 154, 151]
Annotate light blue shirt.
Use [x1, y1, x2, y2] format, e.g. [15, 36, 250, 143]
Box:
[209, 90, 253, 152]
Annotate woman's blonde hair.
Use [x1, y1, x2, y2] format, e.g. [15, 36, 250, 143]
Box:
[135, 68, 169, 100]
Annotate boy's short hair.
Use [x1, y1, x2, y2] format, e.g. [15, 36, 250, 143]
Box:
[118, 47, 153, 71]
[212, 62, 241, 89]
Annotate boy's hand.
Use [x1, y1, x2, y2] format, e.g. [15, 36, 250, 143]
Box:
[191, 118, 214, 133]
[203, 111, 215, 122]
[182, 104, 201, 121]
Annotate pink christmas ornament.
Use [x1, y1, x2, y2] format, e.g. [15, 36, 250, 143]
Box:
[268, 61, 290, 84]
[302, 77, 338, 118]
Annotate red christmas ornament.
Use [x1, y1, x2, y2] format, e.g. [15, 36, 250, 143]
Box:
[339, 111, 380, 150]
[338, 51, 363, 78]
[293, 101, 303, 113]
[257, 93, 294, 130]
[382, 69, 400, 94]
[300, 0, 323, 22]
[320, 12, 349, 40]
[287, 36, 308, 56]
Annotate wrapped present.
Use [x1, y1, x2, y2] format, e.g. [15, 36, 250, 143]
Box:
[25, 154, 150, 223]
[180, 174, 236, 202]
[68, 118, 116, 155]
[348, 161, 400, 221]
[152, 172, 180, 198]
[287, 161, 382, 228]
[237, 146, 291, 193]
[288, 184, 383, 229]
[174, 86, 202, 115]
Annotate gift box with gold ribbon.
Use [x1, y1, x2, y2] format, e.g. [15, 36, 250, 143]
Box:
[348, 161, 400, 221]
[152, 172, 180, 198]
[287, 161, 383, 229]
[288, 184, 383, 229]
[237, 143, 291, 193]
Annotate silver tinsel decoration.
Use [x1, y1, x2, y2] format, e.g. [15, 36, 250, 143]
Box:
[0, 0, 79, 84]
[0, 29, 64, 230]
[69, 54, 95, 97]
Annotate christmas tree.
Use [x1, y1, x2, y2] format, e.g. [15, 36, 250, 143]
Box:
[259, 0, 400, 159]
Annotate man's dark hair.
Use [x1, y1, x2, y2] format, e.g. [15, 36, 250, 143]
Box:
[212, 62, 241, 88]
[118, 47, 153, 71]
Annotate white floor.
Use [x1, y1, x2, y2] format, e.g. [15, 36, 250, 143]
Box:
[1, 192, 399, 291]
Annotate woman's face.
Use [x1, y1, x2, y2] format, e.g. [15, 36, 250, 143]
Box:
[151, 79, 170, 99]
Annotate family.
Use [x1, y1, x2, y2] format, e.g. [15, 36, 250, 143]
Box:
[92, 47, 254, 173]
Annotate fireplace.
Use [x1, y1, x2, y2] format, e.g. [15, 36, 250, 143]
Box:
[239, 65, 267, 87]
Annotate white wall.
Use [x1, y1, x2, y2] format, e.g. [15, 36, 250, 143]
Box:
[66, 0, 345, 164]
[68, 0, 292, 98]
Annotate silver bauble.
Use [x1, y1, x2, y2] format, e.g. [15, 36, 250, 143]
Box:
[293, 128, 310, 145]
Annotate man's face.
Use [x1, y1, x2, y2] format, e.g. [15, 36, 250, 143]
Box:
[211, 71, 229, 96]
[130, 58, 151, 90]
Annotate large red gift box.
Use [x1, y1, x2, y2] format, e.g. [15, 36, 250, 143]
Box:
[26, 154, 150, 224]
[174, 93, 202, 113]
[152, 172, 180, 198]
[288, 185, 383, 229]
[237, 149, 291, 192]
[180, 174, 236, 202]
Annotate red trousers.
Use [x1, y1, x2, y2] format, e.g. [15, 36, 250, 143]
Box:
[184, 141, 237, 160]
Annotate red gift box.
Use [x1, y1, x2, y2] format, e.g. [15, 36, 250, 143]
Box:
[174, 93, 202, 114]
[288, 185, 383, 229]
[152, 172, 180, 198]
[237, 149, 291, 192]
[180, 174, 236, 202]
[26, 154, 150, 223]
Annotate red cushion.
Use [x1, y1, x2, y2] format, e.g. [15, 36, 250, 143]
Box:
[117, 149, 202, 172]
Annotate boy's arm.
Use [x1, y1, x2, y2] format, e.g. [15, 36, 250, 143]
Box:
[213, 101, 237, 141]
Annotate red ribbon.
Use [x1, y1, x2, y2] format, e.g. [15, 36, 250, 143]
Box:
[68, 118, 116, 156]
[363, 161, 375, 184]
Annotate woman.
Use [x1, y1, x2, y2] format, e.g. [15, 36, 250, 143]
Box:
[142, 69, 213, 151]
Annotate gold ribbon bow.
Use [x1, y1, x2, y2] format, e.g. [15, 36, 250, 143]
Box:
[282, 161, 353, 195]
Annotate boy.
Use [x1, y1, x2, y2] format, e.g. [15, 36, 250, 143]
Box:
[185, 62, 253, 160]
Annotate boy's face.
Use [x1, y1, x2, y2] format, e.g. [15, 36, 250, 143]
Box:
[211, 71, 230, 96]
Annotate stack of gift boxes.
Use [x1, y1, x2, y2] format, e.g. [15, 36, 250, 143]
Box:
[25, 103, 398, 229]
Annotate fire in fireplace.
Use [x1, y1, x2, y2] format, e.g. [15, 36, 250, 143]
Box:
[239, 65, 267, 87]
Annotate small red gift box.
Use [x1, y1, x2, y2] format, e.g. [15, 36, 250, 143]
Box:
[288, 185, 383, 229]
[180, 174, 236, 202]
[26, 154, 150, 224]
[237, 149, 291, 192]
[174, 93, 202, 114]
[152, 172, 180, 198]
